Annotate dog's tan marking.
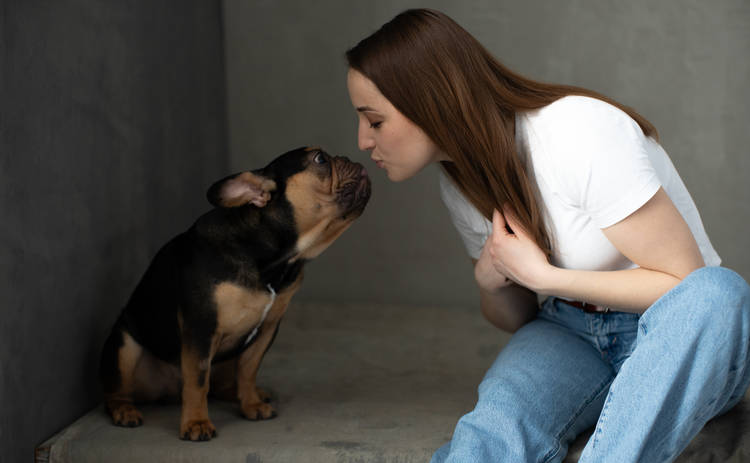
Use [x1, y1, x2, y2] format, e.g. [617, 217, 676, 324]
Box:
[284, 170, 360, 260]
[104, 331, 183, 427]
[104, 332, 145, 426]
[300, 220, 356, 260]
[131, 343, 181, 402]
[118, 332, 142, 387]
[285, 171, 335, 226]
[304, 146, 322, 152]
[213, 282, 274, 353]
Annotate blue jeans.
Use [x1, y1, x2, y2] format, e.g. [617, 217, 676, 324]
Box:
[431, 266, 750, 463]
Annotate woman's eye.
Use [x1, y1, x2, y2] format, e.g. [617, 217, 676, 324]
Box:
[369, 121, 382, 129]
[314, 152, 327, 164]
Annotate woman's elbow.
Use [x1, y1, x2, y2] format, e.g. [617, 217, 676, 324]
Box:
[480, 303, 527, 333]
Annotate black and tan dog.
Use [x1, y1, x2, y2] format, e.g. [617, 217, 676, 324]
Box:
[99, 147, 370, 441]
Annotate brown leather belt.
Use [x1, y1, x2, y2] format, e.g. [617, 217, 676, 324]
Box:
[558, 298, 610, 313]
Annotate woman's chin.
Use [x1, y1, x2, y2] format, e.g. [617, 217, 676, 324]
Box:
[386, 171, 406, 182]
[386, 168, 416, 182]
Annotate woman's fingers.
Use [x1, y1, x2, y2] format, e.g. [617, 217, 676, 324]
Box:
[492, 208, 513, 244]
[501, 203, 528, 240]
[492, 208, 505, 237]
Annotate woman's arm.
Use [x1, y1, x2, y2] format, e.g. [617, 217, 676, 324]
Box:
[490, 188, 705, 314]
[473, 232, 539, 332]
[539, 188, 704, 312]
[474, 258, 538, 332]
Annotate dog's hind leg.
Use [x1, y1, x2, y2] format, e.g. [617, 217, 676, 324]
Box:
[100, 327, 144, 427]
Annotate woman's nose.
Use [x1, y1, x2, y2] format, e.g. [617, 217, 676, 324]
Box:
[358, 122, 375, 152]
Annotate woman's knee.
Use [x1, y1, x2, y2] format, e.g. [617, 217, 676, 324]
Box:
[684, 266, 750, 326]
[684, 266, 749, 299]
[649, 266, 750, 326]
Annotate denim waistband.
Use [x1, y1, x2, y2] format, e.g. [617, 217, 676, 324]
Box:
[540, 297, 641, 338]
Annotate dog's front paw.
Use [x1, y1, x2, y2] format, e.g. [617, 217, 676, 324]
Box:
[180, 419, 217, 441]
[109, 402, 143, 427]
[241, 401, 277, 420]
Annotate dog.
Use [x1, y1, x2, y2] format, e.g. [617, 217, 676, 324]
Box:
[99, 146, 371, 441]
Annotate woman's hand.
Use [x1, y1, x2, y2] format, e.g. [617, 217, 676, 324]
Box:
[484, 204, 554, 292]
[473, 204, 546, 331]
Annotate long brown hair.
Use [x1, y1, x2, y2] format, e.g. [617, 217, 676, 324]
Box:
[346, 8, 658, 256]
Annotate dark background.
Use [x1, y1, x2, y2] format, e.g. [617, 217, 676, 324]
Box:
[2, 1, 749, 461]
[2, 1, 227, 461]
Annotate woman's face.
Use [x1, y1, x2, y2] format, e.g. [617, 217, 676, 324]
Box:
[346, 69, 448, 182]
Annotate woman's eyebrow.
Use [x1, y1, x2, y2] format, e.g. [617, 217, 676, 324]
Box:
[356, 106, 379, 113]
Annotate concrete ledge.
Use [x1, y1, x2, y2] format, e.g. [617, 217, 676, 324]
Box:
[37, 302, 750, 462]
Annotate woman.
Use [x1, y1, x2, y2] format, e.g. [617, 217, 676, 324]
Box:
[345, 8, 750, 463]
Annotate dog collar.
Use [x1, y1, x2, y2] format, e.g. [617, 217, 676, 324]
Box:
[242, 284, 277, 347]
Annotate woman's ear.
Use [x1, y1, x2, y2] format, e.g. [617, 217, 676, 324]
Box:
[206, 171, 277, 208]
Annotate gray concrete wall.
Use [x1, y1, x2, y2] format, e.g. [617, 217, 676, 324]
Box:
[1, 1, 227, 461]
[3, 2, 748, 460]
[223, 0, 750, 306]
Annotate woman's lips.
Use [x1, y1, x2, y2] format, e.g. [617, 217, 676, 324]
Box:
[373, 160, 384, 169]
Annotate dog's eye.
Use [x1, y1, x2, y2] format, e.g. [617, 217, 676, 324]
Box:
[313, 152, 327, 165]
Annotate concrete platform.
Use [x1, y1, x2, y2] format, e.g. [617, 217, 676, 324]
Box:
[37, 302, 750, 462]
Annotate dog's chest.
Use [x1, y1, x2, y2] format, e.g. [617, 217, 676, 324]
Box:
[212, 282, 278, 350]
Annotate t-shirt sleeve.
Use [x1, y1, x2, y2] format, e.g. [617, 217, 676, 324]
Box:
[538, 97, 662, 228]
[438, 171, 491, 260]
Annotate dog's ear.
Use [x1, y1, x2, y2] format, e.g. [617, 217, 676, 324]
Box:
[207, 171, 277, 208]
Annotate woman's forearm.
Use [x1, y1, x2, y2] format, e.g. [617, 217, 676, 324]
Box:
[485, 189, 705, 315]
[479, 282, 539, 332]
[538, 266, 689, 314]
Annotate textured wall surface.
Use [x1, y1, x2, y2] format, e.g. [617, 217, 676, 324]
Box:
[223, 0, 750, 306]
[2, 1, 748, 460]
[1, 1, 227, 461]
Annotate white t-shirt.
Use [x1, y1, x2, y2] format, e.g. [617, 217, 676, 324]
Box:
[439, 95, 721, 273]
